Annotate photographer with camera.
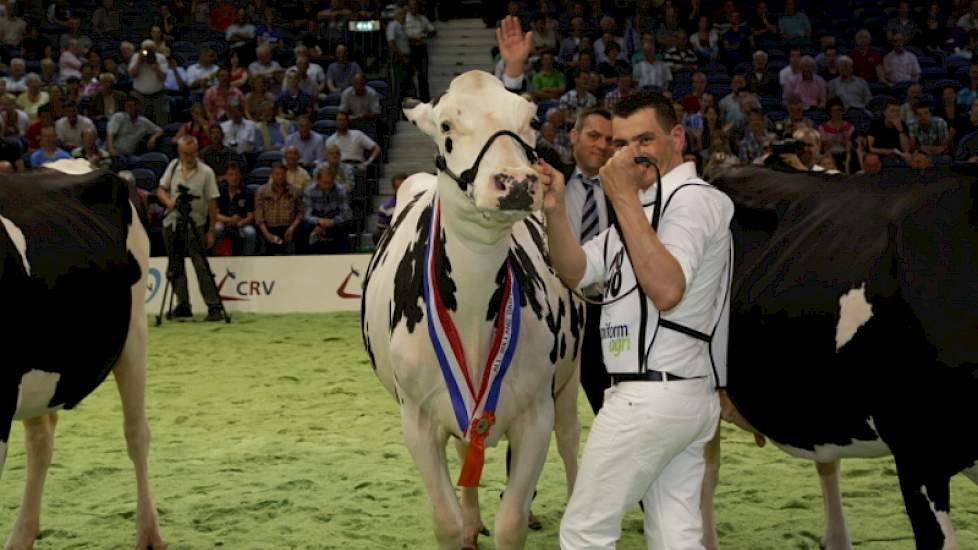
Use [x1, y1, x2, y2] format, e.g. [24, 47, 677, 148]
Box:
[128, 39, 168, 126]
[156, 135, 225, 321]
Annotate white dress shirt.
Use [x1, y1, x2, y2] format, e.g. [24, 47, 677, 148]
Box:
[578, 161, 734, 379]
[563, 168, 609, 244]
[220, 118, 256, 154]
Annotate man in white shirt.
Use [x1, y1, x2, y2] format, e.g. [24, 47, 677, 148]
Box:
[248, 44, 283, 87]
[4, 58, 28, 94]
[881, 32, 920, 85]
[325, 44, 363, 93]
[291, 55, 326, 98]
[225, 8, 255, 50]
[0, 11, 27, 47]
[632, 38, 672, 90]
[219, 101, 256, 154]
[325, 111, 380, 171]
[541, 90, 731, 549]
[54, 102, 95, 150]
[128, 39, 168, 125]
[404, 0, 435, 102]
[339, 73, 382, 120]
[779, 47, 803, 87]
[186, 48, 220, 91]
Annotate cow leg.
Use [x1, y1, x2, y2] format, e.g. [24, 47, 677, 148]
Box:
[553, 370, 581, 497]
[495, 403, 553, 550]
[4, 413, 56, 550]
[112, 313, 165, 549]
[452, 439, 484, 549]
[0, 386, 12, 480]
[701, 422, 721, 550]
[401, 406, 464, 550]
[893, 457, 957, 550]
[816, 460, 852, 550]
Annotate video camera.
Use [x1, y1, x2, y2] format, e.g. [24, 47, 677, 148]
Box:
[175, 184, 199, 217]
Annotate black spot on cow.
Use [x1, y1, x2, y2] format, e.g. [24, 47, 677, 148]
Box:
[366, 191, 425, 285]
[567, 291, 584, 361]
[522, 216, 551, 265]
[390, 202, 433, 334]
[445, 137, 453, 153]
[433, 226, 457, 312]
[508, 239, 546, 320]
[431, 93, 444, 107]
[485, 263, 507, 323]
[543, 297, 565, 363]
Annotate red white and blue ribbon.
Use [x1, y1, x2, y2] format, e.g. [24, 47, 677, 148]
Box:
[422, 197, 521, 487]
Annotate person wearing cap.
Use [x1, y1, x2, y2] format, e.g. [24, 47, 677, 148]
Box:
[128, 39, 168, 125]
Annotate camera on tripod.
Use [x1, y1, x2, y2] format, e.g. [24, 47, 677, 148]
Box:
[175, 184, 199, 216]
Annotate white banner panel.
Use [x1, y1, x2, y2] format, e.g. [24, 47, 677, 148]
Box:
[145, 255, 373, 314]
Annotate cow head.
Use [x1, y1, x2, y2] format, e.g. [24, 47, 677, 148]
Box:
[404, 71, 540, 223]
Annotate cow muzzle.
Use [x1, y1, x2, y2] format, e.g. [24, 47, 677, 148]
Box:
[489, 170, 540, 211]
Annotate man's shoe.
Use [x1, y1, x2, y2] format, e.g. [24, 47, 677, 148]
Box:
[167, 304, 193, 319]
[205, 308, 224, 322]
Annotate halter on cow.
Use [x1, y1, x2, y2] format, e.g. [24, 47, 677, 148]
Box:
[0, 158, 165, 550]
[361, 71, 584, 549]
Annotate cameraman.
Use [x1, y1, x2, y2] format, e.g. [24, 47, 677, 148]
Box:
[129, 39, 168, 125]
[156, 135, 224, 321]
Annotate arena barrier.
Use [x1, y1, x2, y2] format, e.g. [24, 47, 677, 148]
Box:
[145, 255, 373, 314]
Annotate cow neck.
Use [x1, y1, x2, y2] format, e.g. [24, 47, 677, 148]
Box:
[435, 193, 513, 376]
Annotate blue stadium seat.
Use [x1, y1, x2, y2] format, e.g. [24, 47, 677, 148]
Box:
[246, 183, 262, 197]
[131, 152, 170, 180]
[313, 120, 337, 134]
[246, 167, 271, 187]
[130, 168, 158, 192]
[318, 105, 341, 121]
[255, 150, 283, 168]
[323, 93, 342, 106]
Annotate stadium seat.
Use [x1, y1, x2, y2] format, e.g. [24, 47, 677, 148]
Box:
[318, 105, 341, 121]
[314, 120, 337, 134]
[131, 152, 170, 180]
[367, 80, 390, 97]
[245, 183, 262, 197]
[246, 167, 271, 187]
[130, 168, 158, 192]
[323, 93, 342, 106]
[255, 150, 283, 168]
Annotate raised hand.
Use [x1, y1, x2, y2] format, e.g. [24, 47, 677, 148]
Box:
[496, 15, 532, 78]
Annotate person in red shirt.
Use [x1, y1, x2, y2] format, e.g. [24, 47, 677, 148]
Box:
[210, 0, 236, 33]
[849, 29, 883, 82]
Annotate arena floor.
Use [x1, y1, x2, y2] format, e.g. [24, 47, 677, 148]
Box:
[1, 313, 975, 549]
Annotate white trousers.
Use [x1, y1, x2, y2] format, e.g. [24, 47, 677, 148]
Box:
[560, 377, 721, 550]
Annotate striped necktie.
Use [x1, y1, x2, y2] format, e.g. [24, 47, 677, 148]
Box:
[580, 175, 600, 243]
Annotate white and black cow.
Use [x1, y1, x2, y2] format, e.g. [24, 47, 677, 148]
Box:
[0, 159, 165, 550]
[709, 163, 978, 550]
[361, 71, 583, 549]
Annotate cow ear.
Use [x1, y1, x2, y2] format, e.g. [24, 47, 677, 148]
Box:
[403, 98, 438, 137]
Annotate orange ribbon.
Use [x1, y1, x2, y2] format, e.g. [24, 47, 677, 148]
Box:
[457, 412, 496, 487]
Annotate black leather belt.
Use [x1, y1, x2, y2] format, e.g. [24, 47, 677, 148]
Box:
[610, 370, 698, 384]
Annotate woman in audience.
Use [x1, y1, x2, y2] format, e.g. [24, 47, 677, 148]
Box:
[229, 51, 249, 89]
[176, 103, 214, 148]
[690, 15, 718, 62]
[245, 74, 275, 121]
[818, 98, 854, 173]
[16, 74, 49, 121]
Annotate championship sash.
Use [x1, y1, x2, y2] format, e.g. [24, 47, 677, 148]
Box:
[422, 197, 522, 487]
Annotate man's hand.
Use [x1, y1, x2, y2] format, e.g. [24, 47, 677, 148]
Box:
[496, 15, 532, 78]
[357, 161, 368, 171]
[283, 226, 296, 243]
[599, 147, 653, 207]
[534, 159, 565, 216]
[319, 218, 333, 228]
[147, 136, 158, 150]
[204, 230, 215, 249]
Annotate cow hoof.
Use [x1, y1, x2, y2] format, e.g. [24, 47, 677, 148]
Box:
[528, 511, 542, 530]
[4, 525, 41, 550]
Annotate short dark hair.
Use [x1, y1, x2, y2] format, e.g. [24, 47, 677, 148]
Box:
[225, 161, 242, 173]
[914, 102, 932, 113]
[272, 162, 287, 172]
[613, 90, 679, 130]
[826, 97, 845, 111]
[574, 106, 612, 132]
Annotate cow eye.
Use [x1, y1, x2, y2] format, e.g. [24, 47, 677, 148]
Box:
[440, 122, 451, 133]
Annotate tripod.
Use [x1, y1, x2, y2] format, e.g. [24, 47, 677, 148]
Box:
[155, 187, 231, 326]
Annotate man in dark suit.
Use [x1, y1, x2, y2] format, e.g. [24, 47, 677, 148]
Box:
[87, 72, 128, 121]
[561, 106, 616, 413]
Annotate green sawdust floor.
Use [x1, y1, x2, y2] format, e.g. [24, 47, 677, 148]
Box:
[1, 313, 975, 549]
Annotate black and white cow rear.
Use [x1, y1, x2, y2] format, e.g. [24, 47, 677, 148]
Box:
[712, 164, 978, 550]
[0, 159, 165, 550]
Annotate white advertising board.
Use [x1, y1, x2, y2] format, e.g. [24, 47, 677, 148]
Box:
[144, 255, 374, 314]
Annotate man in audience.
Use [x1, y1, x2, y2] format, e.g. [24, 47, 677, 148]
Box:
[531, 51, 567, 102]
[293, 55, 326, 99]
[30, 125, 71, 166]
[339, 73, 382, 120]
[129, 39, 168, 125]
[827, 56, 872, 110]
[304, 168, 353, 253]
[71, 127, 111, 169]
[880, 32, 920, 85]
[326, 111, 380, 172]
[200, 125, 246, 177]
[284, 114, 325, 169]
[214, 162, 257, 256]
[326, 44, 364, 94]
[909, 103, 951, 165]
[220, 100, 256, 154]
[283, 144, 312, 192]
[89, 73, 127, 121]
[187, 48, 220, 92]
[255, 162, 303, 255]
[107, 95, 163, 157]
[54, 101, 95, 150]
[205, 68, 246, 122]
[783, 56, 826, 109]
[315, 144, 356, 193]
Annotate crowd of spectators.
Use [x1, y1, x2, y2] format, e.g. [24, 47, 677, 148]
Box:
[489, 0, 978, 175]
[0, 0, 442, 255]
